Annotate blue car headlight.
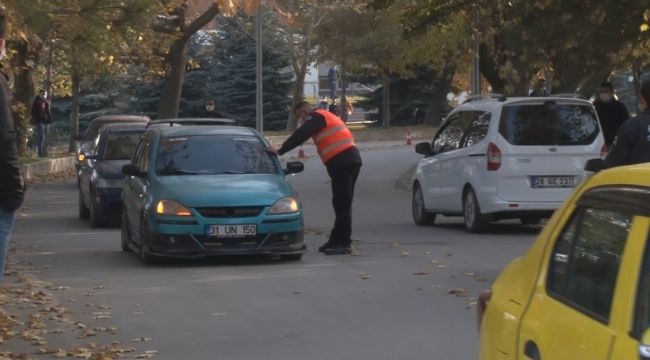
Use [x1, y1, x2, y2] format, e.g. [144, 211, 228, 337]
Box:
[96, 178, 124, 189]
[267, 197, 300, 214]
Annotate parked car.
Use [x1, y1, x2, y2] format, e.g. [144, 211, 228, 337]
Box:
[74, 115, 149, 170]
[412, 95, 606, 232]
[478, 162, 650, 360]
[120, 121, 305, 264]
[78, 123, 146, 227]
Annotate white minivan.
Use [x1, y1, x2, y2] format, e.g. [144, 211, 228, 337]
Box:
[412, 96, 606, 232]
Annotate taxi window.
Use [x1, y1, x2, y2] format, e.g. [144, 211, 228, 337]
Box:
[548, 207, 632, 321]
[635, 232, 650, 337]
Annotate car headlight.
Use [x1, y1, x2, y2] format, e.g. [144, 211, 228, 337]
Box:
[156, 200, 193, 217]
[96, 178, 124, 189]
[267, 197, 300, 214]
[78, 153, 85, 162]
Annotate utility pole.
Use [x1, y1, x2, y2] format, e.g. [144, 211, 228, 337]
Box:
[471, 4, 481, 96]
[255, 2, 263, 132]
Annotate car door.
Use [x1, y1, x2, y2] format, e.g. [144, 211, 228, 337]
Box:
[517, 198, 639, 360]
[123, 137, 150, 239]
[418, 112, 466, 212]
[78, 134, 102, 207]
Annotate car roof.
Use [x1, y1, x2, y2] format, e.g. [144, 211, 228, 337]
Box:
[91, 115, 150, 123]
[150, 125, 258, 138]
[457, 96, 594, 112]
[101, 123, 147, 132]
[588, 164, 650, 189]
[147, 118, 238, 128]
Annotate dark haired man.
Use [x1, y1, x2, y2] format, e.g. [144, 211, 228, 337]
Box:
[594, 81, 629, 147]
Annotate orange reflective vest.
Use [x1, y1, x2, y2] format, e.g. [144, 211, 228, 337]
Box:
[312, 109, 356, 164]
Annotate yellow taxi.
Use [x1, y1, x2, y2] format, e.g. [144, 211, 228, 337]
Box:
[478, 162, 650, 360]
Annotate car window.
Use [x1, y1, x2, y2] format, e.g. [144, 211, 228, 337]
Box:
[432, 113, 465, 154]
[84, 121, 106, 141]
[101, 132, 143, 161]
[634, 231, 650, 337]
[499, 103, 599, 146]
[548, 207, 632, 321]
[155, 135, 278, 175]
[137, 141, 150, 172]
[461, 111, 491, 148]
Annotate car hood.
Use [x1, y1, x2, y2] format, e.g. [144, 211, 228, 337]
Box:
[154, 174, 293, 207]
[95, 160, 130, 179]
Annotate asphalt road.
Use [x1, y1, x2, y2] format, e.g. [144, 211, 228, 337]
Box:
[7, 144, 539, 360]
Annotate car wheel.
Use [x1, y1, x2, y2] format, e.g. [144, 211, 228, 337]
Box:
[78, 192, 90, 220]
[281, 254, 303, 261]
[139, 218, 158, 265]
[412, 183, 436, 226]
[121, 209, 131, 252]
[463, 188, 486, 233]
[520, 217, 542, 226]
[89, 188, 106, 228]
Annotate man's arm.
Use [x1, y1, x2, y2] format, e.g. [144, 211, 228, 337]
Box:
[278, 113, 326, 155]
[604, 121, 634, 168]
[0, 76, 25, 211]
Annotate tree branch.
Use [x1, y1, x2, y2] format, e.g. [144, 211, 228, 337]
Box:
[182, 3, 220, 39]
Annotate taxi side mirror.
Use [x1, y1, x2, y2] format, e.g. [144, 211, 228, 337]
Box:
[640, 329, 650, 360]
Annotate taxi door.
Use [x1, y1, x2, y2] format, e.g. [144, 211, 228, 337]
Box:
[517, 188, 645, 360]
[609, 216, 650, 360]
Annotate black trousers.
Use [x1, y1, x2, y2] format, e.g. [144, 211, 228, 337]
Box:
[326, 164, 362, 247]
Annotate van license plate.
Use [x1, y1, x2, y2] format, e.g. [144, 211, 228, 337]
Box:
[531, 176, 574, 188]
[205, 225, 257, 237]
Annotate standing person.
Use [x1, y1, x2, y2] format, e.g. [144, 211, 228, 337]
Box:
[529, 79, 549, 97]
[0, 8, 26, 284]
[328, 66, 337, 100]
[594, 81, 630, 146]
[276, 101, 362, 255]
[604, 80, 650, 168]
[31, 89, 51, 157]
[204, 99, 223, 118]
[328, 97, 340, 116]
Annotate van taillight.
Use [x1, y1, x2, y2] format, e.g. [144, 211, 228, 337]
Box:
[487, 143, 501, 171]
[601, 144, 608, 158]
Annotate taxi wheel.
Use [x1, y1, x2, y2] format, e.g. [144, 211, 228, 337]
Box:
[463, 188, 486, 233]
[412, 183, 436, 226]
[139, 218, 158, 265]
[120, 209, 131, 252]
[89, 188, 106, 228]
[78, 192, 90, 220]
[281, 254, 303, 261]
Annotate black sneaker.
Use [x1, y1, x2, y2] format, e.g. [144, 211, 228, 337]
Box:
[323, 246, 352, 255]
[318, 242, 334, 252]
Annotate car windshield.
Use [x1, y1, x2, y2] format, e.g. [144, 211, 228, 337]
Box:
[101, 132, 143, 160]
[155, 134, 278, 176]
[499, 103, 600, 146]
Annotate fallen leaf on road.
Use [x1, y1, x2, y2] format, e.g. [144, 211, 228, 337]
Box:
[132, 337, 153, 342]
[53, 349, 67, 358]
[210, 313, 227, 316]
[464, 272, 476, 277]
[413, 271, 431, 276]
[359, 272, 371, 280]
[94, 285, 106, 290]
[49, 328, 65, 334]
[433, 264, 448, 269]
[400, 251, 410, 257]
[388, 241, 399, 248]
[132, 311, 145, 316]
[448, 288, 467, 297]
[444, 251, 453, 257]
[96, 305, 111, 310]
[424, 251, 432, 255]
[84, 330, 97, 337]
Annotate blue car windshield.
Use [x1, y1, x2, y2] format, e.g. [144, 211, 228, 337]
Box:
[101, 132, 143, 160]
[156, 135, 278, 175]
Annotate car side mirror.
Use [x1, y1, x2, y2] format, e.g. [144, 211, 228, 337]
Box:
[284, 161, 304, 175]
[84, 152, 96, 160]
[585, 158, 605, 173]
[122, 164, 144, 177]
[640, 329, 650, 360]
[415, 142, 434, 156]
[73, 134, 84, 141]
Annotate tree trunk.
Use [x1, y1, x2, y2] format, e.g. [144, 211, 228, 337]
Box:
[633, 62, 642, 112]
[11, 38, 36, 156]
[339, 63, 348, 122]
[287, 73, 305, 131]
[158, 39, 188, 119]
[382, 75, 390, 128]
[69, 73, 80, 153]
[479, 43, 505, 94]
[424, 64, 455, 126]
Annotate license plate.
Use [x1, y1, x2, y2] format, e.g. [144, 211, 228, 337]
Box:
[205, 224, 257, 237]
[531, 176, 575, 188]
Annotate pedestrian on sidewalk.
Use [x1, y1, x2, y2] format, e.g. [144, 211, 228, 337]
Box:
[594, 81, 630, 147]
[604, 80, 650, 168]
[0, 9, 26, 284]
[275, 101, 362, 255]
[328, 66, 338, 100]
[31, 88, 52, 157]
[204, 99, 223, 118]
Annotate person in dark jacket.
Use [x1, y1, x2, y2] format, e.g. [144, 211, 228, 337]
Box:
[0, 9, 26, 283]
[594, 82, 630, 146]
[31, 89, 52, 157]
[275, 101, 362, 255]
[604, 80, 650, 168]
[328, 98, 340, 116]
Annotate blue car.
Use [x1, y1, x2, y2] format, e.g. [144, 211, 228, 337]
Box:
[78, 123, 146, 227]
[120, 120, 305, 264]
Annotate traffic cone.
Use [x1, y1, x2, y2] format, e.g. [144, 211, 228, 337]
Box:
[298, 145, 306, 159]
[405, 130, 413, 145]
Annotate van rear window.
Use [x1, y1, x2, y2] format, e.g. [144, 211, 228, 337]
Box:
[499, 104, 600, 146]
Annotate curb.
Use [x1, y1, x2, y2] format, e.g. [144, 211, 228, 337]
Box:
[21, 156, 75, 180]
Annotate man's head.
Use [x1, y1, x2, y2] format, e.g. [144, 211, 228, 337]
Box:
[293, 100, 312, 120]
[0, 7, 7, 60]
[599, 82, 614, 102]
[639, 81, 650, 113]
[39, 89, 47, 99]
[205, 99, 215, 112]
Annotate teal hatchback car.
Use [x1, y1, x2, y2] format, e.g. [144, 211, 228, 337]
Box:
[120, 120, 305, 264]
